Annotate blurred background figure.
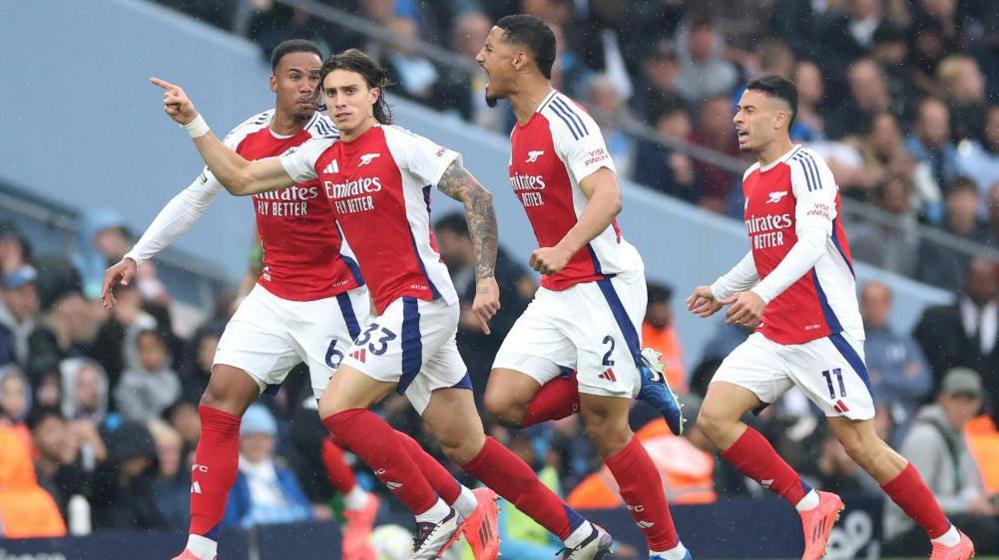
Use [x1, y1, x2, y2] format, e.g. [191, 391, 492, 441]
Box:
[860, 281, 933, 444]
[114, 328, 180, 422]
[884, 369, 999, 556]
[223, 404, 312, 529]
[642, 282, 686, 394]
[90, 421, 163, 530]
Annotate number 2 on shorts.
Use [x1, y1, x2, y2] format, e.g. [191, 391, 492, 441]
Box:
[602, 335, 616, 366]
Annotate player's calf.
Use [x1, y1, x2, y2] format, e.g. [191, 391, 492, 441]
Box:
[828, 417, 907, 483]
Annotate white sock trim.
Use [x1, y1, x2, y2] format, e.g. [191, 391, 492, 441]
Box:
[795, 490, 819, 511]
[415, 497, 451, 524]
[931, 525, 960, 547]
[186, 534, 217, 560]
[564, 520, 594, 548]
[452, 485, 478, 519]
[650, 542, 688, 560]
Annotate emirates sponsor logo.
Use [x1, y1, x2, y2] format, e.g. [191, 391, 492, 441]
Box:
[324, 177, 383, 198]
[253, 184, 320, 202]
[509, 173, 547, 191]
[744, 213, 792, 234]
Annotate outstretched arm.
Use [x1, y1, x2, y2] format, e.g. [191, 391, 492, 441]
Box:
[687, 252, 759, 319]
[530, 167, 621, 275]
[151, 77, 295, 195]
[436, 160, 500, 334]
[102, 172, 223, 307]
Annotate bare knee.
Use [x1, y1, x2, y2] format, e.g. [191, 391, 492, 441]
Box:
[484, 389, 527, 427]
[696, 402, 737, 443]
[837, 427, 884, 468]
[428, 416, 486, 466]
[437, 430, 484, 466]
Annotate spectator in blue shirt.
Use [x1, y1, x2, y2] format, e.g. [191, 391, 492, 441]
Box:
[860, 281, 933, 445]
[223, 404, 312, 529]
[955, 104, 999, 217]
[905, 98, 960, 210]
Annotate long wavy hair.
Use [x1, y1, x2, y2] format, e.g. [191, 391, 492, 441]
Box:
[320, 48, 394, 125]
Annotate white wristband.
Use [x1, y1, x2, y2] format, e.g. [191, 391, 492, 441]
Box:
[182, 114, 210, 138]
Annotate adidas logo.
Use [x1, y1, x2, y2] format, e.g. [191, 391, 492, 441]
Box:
[636, 520, 655, 529]
[351, 348, 367, 363]
[478, 520, 494, 544]
[191, 481, 202, 494]
[385, 481, 402, 490]
[323, 160, 339, 174]
[359, 153, 381, 166]
[598, 368, 616, 382]
[761, 479, 774, 488]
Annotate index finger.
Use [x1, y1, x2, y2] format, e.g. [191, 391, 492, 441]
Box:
[476, 310, 492, 335]
[100, 271, 118, 301]
[149, 77, 177, 92]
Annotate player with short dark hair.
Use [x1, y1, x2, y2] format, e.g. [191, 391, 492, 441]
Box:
[269, 39, 322, 73]
[476, 14, 690, 560]
[151, 46, 610, 560]
[687, 74, 974, 560]
[111, 40, 488, 560]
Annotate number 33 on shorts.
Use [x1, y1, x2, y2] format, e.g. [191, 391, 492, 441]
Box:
[325, 322, 398, 370]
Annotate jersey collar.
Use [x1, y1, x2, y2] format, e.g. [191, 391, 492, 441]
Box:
[758, 144, 803, 172]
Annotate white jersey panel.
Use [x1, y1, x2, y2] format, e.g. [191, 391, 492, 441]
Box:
[789, 148, 864, 342]
[541, 92, 643, 277]
[382, 125, 460, 307]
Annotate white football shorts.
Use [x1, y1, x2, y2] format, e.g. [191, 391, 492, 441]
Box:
[711, 331, 875, 420]
[214, 283, 371, 400]
[492, 269, 648, 399]
[338, 297, 469, 414]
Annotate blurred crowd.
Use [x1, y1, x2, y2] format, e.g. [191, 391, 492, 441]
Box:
[155, 0, 999, 292]
[3, 203, 999, 553]
[3, 0, 999, 553]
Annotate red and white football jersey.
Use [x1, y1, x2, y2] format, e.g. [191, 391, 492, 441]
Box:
[218, 110, 361, 301]
[507, 90, 643, 291]
[280, 124, 459, 314]
[742, 145, 863, 345]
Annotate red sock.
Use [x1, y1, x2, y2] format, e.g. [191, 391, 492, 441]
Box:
[462, 437, 585, 540]
[881, 462, 951, 538]
[190, 406, 241, 539]
[322, 409, 438, 515]
[521, 373, 580, 427]
[605, 437, 679, 551]
[321, 438, 357, 495]
[395, 430, 461, 504]
[721, 427, 809, 506]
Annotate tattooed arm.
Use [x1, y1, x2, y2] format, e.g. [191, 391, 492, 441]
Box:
[436, 160, 501, 334]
